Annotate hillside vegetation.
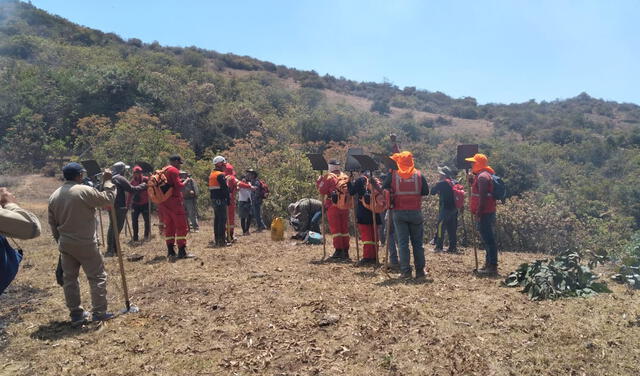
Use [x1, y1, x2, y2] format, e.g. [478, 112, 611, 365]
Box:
[1, 0, 640, 259]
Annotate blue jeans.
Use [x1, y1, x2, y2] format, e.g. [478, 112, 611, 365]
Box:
[478, 212, 497, 265]
[381, 210, 398, 264]
[252, 201, 267, 230]
[393, 210, 425, 275]
[310, 211, 322, 233]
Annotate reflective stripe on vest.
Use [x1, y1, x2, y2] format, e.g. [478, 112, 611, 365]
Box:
[332, 233, 350, 238]
[362, 241, 377, 245]
[394, 171, 421, 195]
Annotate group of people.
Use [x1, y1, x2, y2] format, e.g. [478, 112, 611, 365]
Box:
[1, 145, 499, 324]
[315, 149, 499, 279]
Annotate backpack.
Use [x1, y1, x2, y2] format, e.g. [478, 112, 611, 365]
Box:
[491, 174, 507, 203]
[360, 176, 388, 213]
[447, 179, 466, 209]
[0, 236, 23, 296]
[147, 167, 173, 204]
[332, 173, 352, 210]
[258, 179, 269, 199]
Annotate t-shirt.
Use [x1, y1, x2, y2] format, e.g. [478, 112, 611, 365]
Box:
[430, 180, 456, 211]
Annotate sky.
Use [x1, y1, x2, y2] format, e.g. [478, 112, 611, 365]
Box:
[29, 0, 640, 105]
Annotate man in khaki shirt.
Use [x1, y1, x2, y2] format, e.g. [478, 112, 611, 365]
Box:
[48, 163, 116, 323]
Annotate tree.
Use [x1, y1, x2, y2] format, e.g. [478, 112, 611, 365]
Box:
[0, 108, 50, 168]
[370, 98, 391, 115]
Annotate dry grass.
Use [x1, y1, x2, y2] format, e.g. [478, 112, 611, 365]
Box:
[1, 176, 639, 376]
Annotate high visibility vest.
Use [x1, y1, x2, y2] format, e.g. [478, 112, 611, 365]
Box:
[391, 170, 423, 210]
[208, 170, 224, 189]
[470, 171, 496, 215]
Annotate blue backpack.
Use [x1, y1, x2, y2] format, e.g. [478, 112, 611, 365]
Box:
[0, 235, 23, 296]
[491, 174, 507, 202]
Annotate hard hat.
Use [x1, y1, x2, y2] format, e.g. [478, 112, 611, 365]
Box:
[212, 156, 226, 165]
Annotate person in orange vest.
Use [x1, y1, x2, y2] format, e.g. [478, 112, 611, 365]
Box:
[383, 151, 429, 279]
[209, 156, 230, 247]
[159, 155, 194, 259]
[316, 159, 351, 261]
[224, 163, 238, 242]
[348, 170, 382, 266]
[465, 153, 498, 276]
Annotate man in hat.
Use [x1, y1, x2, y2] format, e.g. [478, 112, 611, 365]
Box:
[105, 161, 146, 256]
[209, 156, 230, 247]
[180, 170, 199, 233]
[430, 166, 459, 253]
[316, 160, 351, 260]
[129, 165, 150, 242]
[465, 153, 498, 276]
[48, 163, 116, 322]
[383, 151, 429, 278]
[246, 168, 268, 232]
[159, 155, 194, 259]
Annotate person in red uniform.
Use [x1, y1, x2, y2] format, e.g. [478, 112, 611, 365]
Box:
[316, 159, 351, 261]
[160, 155, 194, 259]
[348, 170, 382, 266]
[465, 153, 498, 276]
[128, 165, 150, 242]
[383, 151, 429, 279]
[224, 162, 238, 242]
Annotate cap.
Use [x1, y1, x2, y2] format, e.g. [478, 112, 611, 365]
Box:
[464, 153, 488, 165]
[112, 161, 130, 170]
[169, 155, 184, 164]
[62, 162, 86, 175]
[437, 166, 453, 178]
[133, 165, 143, 173]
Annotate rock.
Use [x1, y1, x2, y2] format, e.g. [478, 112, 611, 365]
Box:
[318, 314, 340, 327]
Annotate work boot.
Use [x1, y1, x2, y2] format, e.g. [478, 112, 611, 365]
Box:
[167, 244, 177, 258]
[476, 264, 498, 276]
[433, 247, 443, 253]
[446, 247, 460, 254]
[328, 249, 343, 260]
[92, 312, 115, 322]
[341, 250, 350, 260]
[70, 310, 90, 325]
[386, 262, 401, 272]
[177, 246, 195, 259]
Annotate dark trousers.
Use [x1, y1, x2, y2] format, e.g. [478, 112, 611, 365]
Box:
[252, 201, 267, 230]
[435, 208, 458, 250]
[131, 204, 150, 241]
[240, 218, 251, 233]
[478, 212, 498, 265]
[212, 200, 228, 243]
[107, 207, 127, 253]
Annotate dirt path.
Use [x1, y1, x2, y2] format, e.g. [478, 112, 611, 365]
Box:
[1, 176, 639, 375]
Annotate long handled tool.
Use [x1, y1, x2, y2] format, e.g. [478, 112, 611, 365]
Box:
[321, 192, 327, 260]
[98, 209, 105, 248]
[371, 190, 379, 266]
[108, 206, 138, 313]
[351, 180, 360, 261]
[466, 168, 479, 272]
[124, 215, 132, 238]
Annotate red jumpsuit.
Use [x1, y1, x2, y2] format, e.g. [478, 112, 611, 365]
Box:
[225, 172, 238, 238]
[316, 172, 351, 251]
[159, 165, 188, 247]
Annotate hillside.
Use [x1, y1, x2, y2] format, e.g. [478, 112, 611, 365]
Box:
[1, 176, 639, 376]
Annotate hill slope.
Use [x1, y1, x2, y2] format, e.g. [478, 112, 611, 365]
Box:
[1, 176, 639, 375]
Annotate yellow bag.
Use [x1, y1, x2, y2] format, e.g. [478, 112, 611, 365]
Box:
[270, 217, 285, 241]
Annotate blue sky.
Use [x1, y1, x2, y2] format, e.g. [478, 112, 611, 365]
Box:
[30, 0, 640, 105]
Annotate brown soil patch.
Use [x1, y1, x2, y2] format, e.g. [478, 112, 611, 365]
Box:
[1, 176, 638, 375]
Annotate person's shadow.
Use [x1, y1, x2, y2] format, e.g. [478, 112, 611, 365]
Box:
[30, 320, 102, 341]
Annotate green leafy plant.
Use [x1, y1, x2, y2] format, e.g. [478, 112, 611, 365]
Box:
[504, 250, 611, 300]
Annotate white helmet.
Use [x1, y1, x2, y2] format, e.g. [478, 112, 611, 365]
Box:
[212, 155, 226, 165]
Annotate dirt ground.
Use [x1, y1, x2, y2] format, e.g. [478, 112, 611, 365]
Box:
[1, 176, 639, 376]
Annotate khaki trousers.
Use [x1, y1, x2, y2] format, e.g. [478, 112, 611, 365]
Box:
[59, 242, 108, 317]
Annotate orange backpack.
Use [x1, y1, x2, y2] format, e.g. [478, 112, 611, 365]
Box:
[147, 167, 173, 204]
[332, 173, 353, 210]
[360, 176, 389, 213]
